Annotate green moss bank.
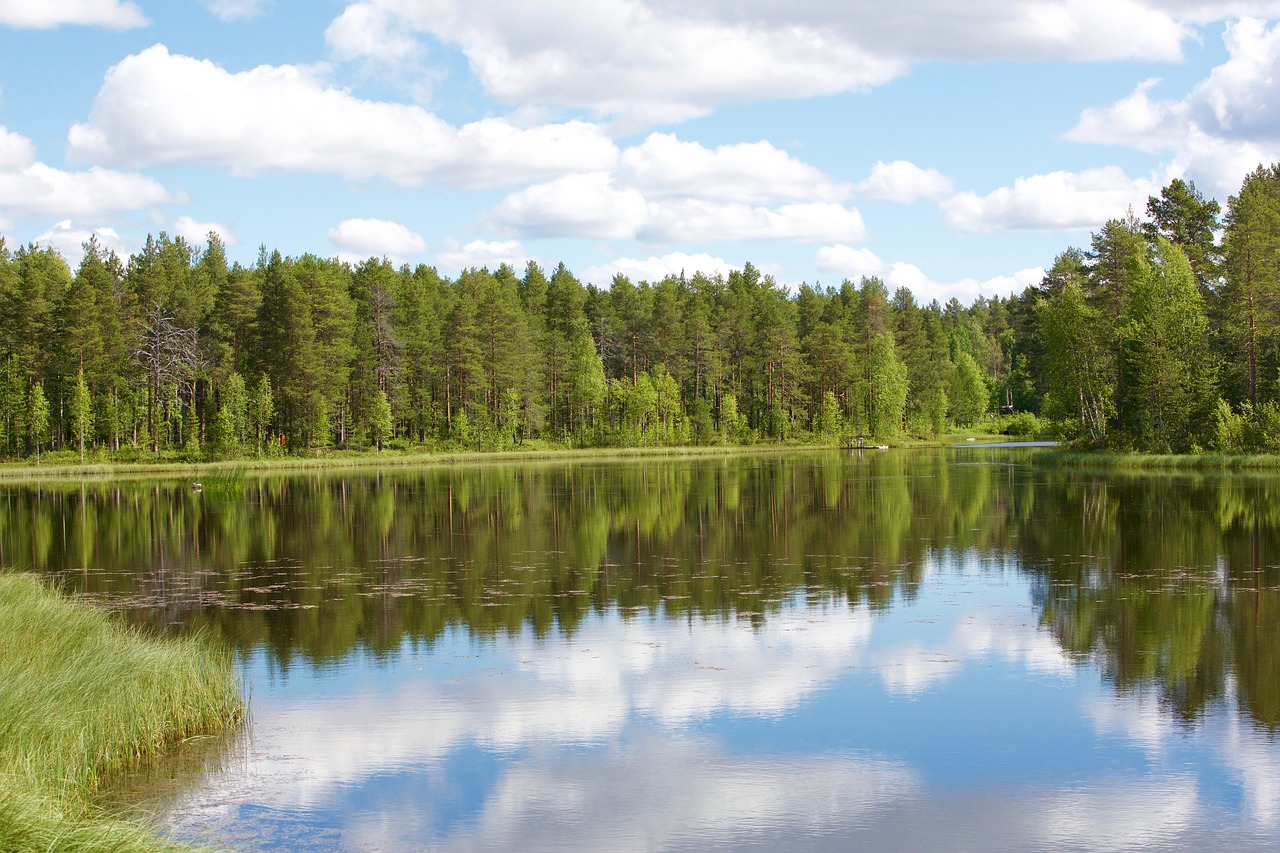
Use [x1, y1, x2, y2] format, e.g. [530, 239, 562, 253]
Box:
[0, 574, 242, 852]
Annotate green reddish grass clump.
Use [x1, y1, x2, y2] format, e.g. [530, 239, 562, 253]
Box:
[0, 573, 242, 852]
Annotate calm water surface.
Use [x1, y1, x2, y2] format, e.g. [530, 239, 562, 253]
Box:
[4, 449, 1279, 851]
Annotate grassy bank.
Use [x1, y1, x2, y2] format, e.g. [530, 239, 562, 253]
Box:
[1032, 449, 1280, 470]
[0, 574, 242, 852]
[0, 441, 867, 483]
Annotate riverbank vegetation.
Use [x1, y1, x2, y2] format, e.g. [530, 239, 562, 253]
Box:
[0, 573, 242, 852]
[3, 165, 1279, 462]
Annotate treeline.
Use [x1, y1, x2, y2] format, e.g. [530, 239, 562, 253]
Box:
[0, 236, 992, 461]
[3, 163, 1280, 460]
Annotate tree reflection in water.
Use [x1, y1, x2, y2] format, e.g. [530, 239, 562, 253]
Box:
[3, 449, 1277, 732]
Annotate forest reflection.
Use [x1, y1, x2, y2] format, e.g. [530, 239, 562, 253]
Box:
[2, 449, 1277, 731]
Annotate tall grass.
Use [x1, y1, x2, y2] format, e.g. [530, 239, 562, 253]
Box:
[1033, 449, 1280, 470]
[0, 442, 836, 484]
[0, 574, 242, 852]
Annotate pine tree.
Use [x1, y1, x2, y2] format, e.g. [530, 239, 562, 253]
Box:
[255, 251, 317, 442]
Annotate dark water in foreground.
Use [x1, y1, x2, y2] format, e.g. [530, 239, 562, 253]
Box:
[4, 449, 1279, 851]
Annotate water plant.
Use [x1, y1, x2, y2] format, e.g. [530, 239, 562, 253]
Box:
[0, 573, 242, 852]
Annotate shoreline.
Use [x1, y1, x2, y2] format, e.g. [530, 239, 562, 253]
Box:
[0, 441, 945, 483]
[20, 436, 1278, 485]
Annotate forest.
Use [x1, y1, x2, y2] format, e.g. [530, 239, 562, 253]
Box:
[2, 164, 1280, 461]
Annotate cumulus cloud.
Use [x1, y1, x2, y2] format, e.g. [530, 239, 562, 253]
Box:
[318, 1, 1234, 125]
[328, 217, 427, 258]
[0, 126, 36, 170]
[0, 162, 172, 218]
[619, 133, 850, 204]
[814, 244, 887, 280]
[204, 0, 270, 22]
[489, 173, 865, 244]
[173, 216, 238, 246]
[816, 244, 1043, 304]
[940, 167, 1158, 232]
[436, 238, 531, 272]
[33, 220, 128, 262]
[642, 200, 866, 244]
[858, 160, 954, 203]
[581, 252, 737, 285]
[68, 45, 619, 189]
[487, 173, 651, 240]
[0, 0, 147, 28]
[325, 0, 901, 125]
[1068, 18, 1280, 198]
[0, 125, 171, 220]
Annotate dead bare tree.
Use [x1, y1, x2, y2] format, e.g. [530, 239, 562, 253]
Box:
[133, 304, 206, 453]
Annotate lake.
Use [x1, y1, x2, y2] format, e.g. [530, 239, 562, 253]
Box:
[3, 448, 1278, 851]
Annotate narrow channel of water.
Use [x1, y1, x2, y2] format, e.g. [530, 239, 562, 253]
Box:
[3, 449, 1277, 851]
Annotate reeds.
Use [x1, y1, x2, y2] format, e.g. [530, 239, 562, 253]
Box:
[0, 574, 242, 852]
[1033, 450, 1280, 470]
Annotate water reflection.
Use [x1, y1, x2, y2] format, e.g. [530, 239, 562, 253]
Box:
[3, 450, 1280, 849]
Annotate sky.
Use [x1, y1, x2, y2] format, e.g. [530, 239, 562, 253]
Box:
[2, 2, 1280, 304]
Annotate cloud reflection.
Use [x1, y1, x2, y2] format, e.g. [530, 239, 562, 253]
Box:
[151, 591, 1279, 851]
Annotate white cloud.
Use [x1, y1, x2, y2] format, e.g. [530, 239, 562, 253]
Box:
[68, 45, 619, 189]
[858, 160, 954, 203]
[619, 133, 849, 204]
[1068, 18, 1280, 198]
[0, 0, 147, 28]
[173, 216, 238, 247]
[33, 219, 127, 262]
[0, 161, 172, 217]
[1069, 78, 1178, 152]
[817, 244, 1043, 304]
[328, 217, 427, 258]
[941, 167, 1158, 232]
[204, 0, 270, 22]
[581, 252, 737, 285]
[488, 173, 651, 240]
[0, 126, 36, 170]
[814, 244, 888, 280]
[642, 200, 866, 244]
[436, 238, 531, 271]
[320, 1, 1224, 125]
[325, 0, 902, 125]
[326, 2, 418, 62]
[0, 125, 171, 220]
[486, 130, 861, 244]
[490, 174, 865, 244]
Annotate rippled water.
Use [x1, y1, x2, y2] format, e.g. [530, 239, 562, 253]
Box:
[5, 449, 1278, 851]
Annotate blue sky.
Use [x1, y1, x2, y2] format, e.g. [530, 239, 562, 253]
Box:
[1, 1, 1278, 304]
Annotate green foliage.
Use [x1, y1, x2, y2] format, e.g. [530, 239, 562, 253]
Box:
[248, 373, 274, 456]
[1002, 411, 1043, 437]
[1037, 279, 1113, 444]
[68, 370, 92, 463]
[1119, 238, 1215, 452]
[948, 352, 988, 426]
[0, 573, 240, 851]
[816, 390, 842, 441]
[27, 381, 49, 461]
[367, 388, 393, 451]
